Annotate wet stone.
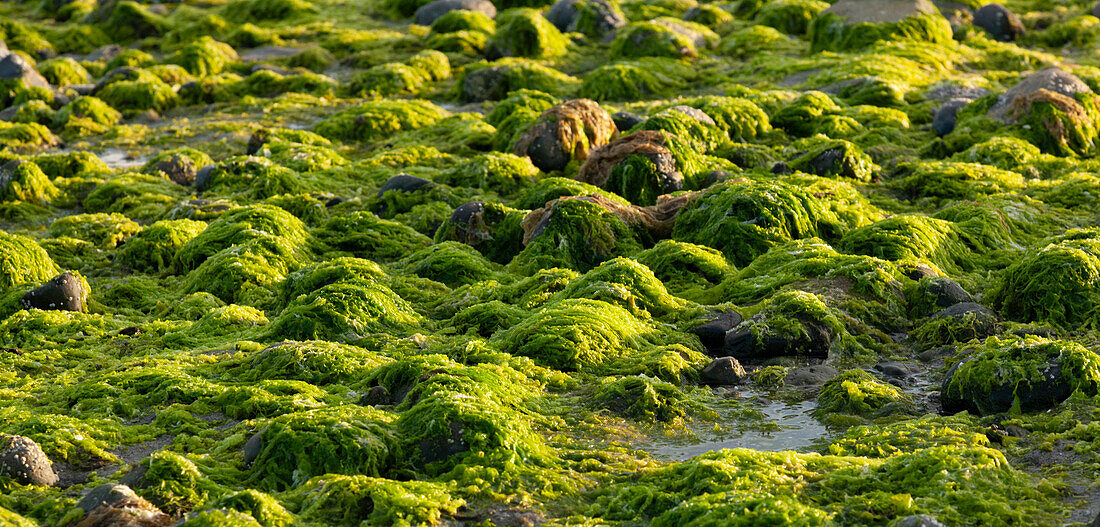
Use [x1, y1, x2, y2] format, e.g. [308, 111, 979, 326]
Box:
[932, 98, 969, 136]
[0, 435, 58, 486]
[0, 52, 51, 91]
[155, 154, 198, 186]
[415, 0, 497, 26]
[923, 276, 974, 310]
[973, 3, 1025, 42]
[77, 483, 139, 514]
[546, 0, 625, 36]
[784, 365, 839, 387]
[22, 271, 86, 312]
[378, 174, 433, 197]
[701, 357, 748, 385]
[193, 164, 217, 191]
[892, 514, 947, 527]
[242, 430, 263, 465]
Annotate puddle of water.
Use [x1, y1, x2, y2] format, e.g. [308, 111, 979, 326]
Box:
[643, 389, 832, 462]
[54, 147, 149, 170]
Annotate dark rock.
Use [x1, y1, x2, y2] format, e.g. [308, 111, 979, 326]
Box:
[378, 174, 433, 197]
[21, 272, 86, 313]
[0, 53, 51, 91]
[360, 385, 392, 406]
[0, 435, 58, 486]
[325, 197, 347, 208]
[988, 67, 1091, 123]
[1011, 327, 1057, 338]
[480, 507, 546, 527]
[419, 420, 468, 464]
[701, 357, 747, 385]
[242, 431, 263, 465]
[154, 154, 198, 186]
[546, 0, 625, 36]
[611, 111, 644, 131]
[701, 169, 733, 188]
[459, 65, 510, 102]
[450, 201, 485, 225]
[941, 347, 1083, 415]
[973, 3, 1024, 42]
[1094, 0, 1100, 19]
[77, 483, 139, 514]
[784, 365, 839, 387]
[692, 311, 744, 353]
[935, 301, 996, 319]
[725, 317, 834, 360]
[118, 326, 142, 336]
[875, 361, 917, 378]
[194, 164, 217, 191]
[925, 302, 1001, 343]
[892, 514, 947, 527]
[771, 161, 792, 174]
[92, 66, 143, 93]
[415, 0, 497, 26]
[246, 129, 269, 155]
[920, 276, 974, 311]
[514, 99, 617, 172]
[118, 462, 147, 488]
[932, 97, 969, 136]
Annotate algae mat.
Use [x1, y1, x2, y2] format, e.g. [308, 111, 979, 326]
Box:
[5, 0, 1100, 525]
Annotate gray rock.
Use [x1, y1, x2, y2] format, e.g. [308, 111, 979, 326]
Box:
[669, 105, 716, 126]
[932, 97, 970, 136]
[891, 514, 947, 527]
[415, 0, 497, 26]
[193, 164, 217, 191]
[988, 67, 1092, 123]
[784, 365, 839, 387]
[919, 276, 974, 311]
[701, 357, 747, 385]
[821, 0, 938, 25]
[21, 272, 86, 313]
[973, 3, 1024, 42]
[0, 435, 58, 486]
[546, 0, 626, 36]
[0, 53, 51, 91]
[924, 83, 989, 101]
[92, 66, 143, 93]
[360, 385, 392, 406]
[459, 65, 508, 102]
[85, 44, 123, 63]
[77, 483, 139, 514]
[1094, 0, 1100, 19]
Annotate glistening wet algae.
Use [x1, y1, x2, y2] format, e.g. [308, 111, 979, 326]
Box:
[4, 0, 1100, 525]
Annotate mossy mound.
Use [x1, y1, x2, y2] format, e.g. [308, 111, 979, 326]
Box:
[509, 195, 645, 274]
[633, 240, 734, 294]
[487, 8, 569, 59]
[284, 475, 462, 527]
[269, 282, 423, 342]
[247, 406, 397, 491]
[232, 341, 388, 386]
[942, 336, 1100, 415]
[990, 230, 1100, 329]
[175, 204, 314, 273]
[281, 257, 387, 305]
[316, 211, 433, 262]
[0, 160, 59, 204]
[436, 152, 538, 194]
[493, 298, 688, 371]
[393, 241, 500, 288]
[48, 212, 140, 249]
[0, 232, 59, 289]
[313, 100, 449, 143]
[814, 369, 912, 419]
[549, 257, 687, 317]
[455, 58, 581, 102]
[672, 179, 846, 267]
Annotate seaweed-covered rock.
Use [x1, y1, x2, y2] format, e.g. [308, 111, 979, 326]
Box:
[313, 99, 448, 143]
[908, 276, 973, 316]
[0, 52, 50, 91]
[433, 201, 528, 264]
[269, 282, 422, 341]
[545, 0, 627, 37]
[755, 0, 830, 36]
[119, 220, 208, 274]
[973, 3, 1024, 42]
[0, 159, 59, 204]
[285, 474, 462, 526]
[456, 59, 580, 102]
[394, 241, 498, 288]
[549, 256, 686, 317]
[636, 240, 733, 295]
[610, 19, 717, 59]
[772, 91, 841, 137]
[487, 8, 569, 59]
[576, 130, 696, 205]
[985, 67, 1099, 156]
[672, 179, 845, 267]
[788, 139, 876, 182]
[175, 204, 312, 272]
[144, 148, 214, 187]
[809, 0, 952, 52]
[438, 152, 538, 194]
[991, 231, 1100, 328]
[942, 337, 1100, 415]
[0, 231, 59, 288]
[692, 311, 745, 353]
[247, 407, 396, 491]
[814, 369, 911, 418]
[512, 99, 617, 172]
[415, 0, 497, 25]
[317, 211, 433, 262]
[0, 434, 57, 486]
[912, 302, 1001, 348]
[21, 271, 87, 312]
[509, 195, 645, 273]
[723, 290, 851, 360]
